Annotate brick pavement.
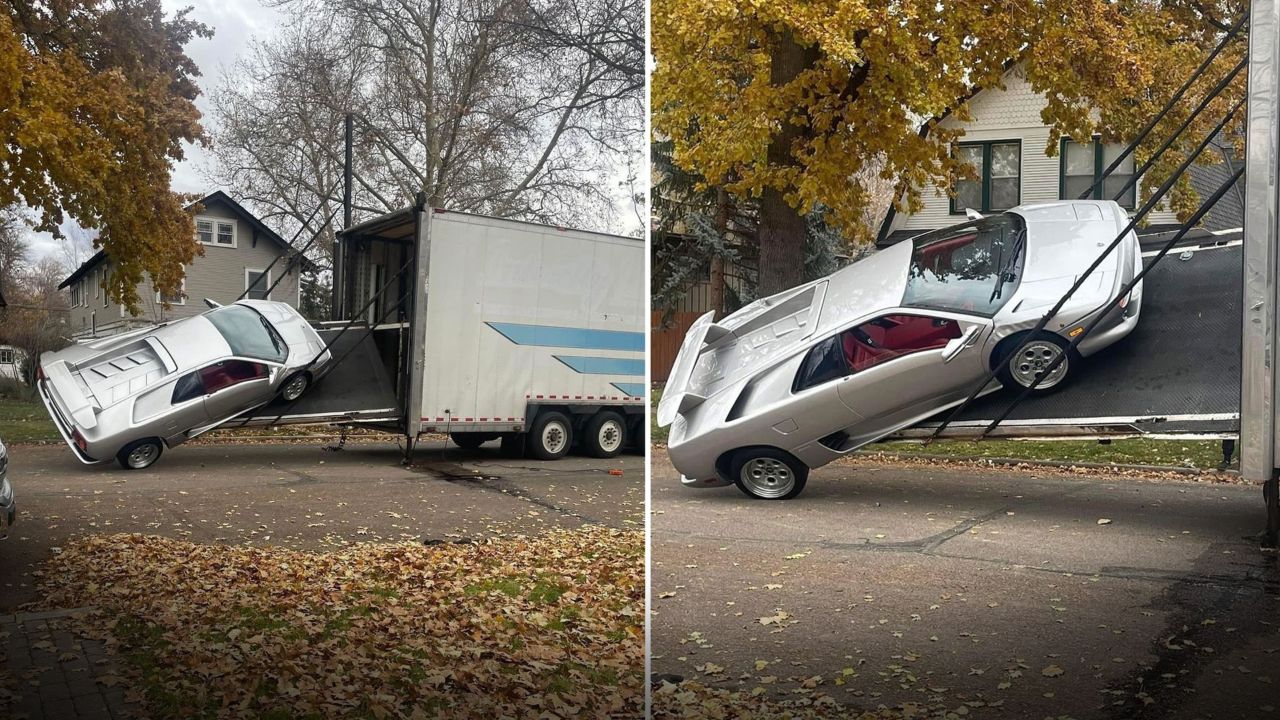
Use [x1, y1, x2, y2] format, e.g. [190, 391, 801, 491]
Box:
[0, 607, 139, 720]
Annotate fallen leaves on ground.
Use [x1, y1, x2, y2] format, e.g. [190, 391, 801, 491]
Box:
[651, 678, 946, 719]
[35, 527, 643, 719]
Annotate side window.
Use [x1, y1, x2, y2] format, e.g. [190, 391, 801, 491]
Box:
[793, 314, 962, 392]
[172, 371, 204, 404]
[199, 360, 268, 394]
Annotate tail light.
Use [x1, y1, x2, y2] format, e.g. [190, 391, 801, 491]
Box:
[36, 365, 45, 381]
[72, 429, 87, 452]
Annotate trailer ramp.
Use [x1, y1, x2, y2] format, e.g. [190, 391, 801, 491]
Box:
[901, 240, 1241, 440]
[223, 328, 400, 429]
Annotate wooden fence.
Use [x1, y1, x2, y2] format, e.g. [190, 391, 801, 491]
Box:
[650, 310, 702, 384]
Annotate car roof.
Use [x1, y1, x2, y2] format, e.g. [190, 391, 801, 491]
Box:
[815, 240, 913, 335]
[148, 315, 233, 369]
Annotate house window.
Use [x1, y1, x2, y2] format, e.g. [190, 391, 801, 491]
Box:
[0, 348, 14, 364]
[197, 217, 237, 247]
[245, 269, 271, 300]
[1060, 138, 1136, 209]
[156, 279, 186, 306]
[952, 141, 1021, 214]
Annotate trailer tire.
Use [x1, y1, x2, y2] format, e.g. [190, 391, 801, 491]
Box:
[450, 432, 497, 450]
[584, 411, 626, 458]
[730, 448, 808, 500]
[528, 411, 572, 460]
[117, 438, 163, 470]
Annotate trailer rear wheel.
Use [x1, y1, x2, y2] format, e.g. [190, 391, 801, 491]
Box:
[730, 448, 808, 500]
[450, 432, 497, 450]
[584, 411, 626, 458]
[528, 411, 572, 460]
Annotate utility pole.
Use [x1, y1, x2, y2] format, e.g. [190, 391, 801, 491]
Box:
[1242, 0, 1280, 548]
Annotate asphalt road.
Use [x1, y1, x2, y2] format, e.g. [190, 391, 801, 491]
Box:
[651, 448, 1280, 720]
[0, 438, 642, 612]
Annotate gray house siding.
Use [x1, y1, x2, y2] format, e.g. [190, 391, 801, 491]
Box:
[66, 195, 302, 339]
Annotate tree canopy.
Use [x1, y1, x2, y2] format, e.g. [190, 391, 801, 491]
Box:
[0, 0, 210, 311]
[652, 0, 1246, 293]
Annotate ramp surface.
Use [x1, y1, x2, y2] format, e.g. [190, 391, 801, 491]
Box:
[227, 328, 400, 427]
[912, 241, 1242, 437]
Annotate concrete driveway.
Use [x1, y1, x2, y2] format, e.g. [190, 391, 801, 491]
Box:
[0, 438, 642, 612]
[651, 448, 1280, 720]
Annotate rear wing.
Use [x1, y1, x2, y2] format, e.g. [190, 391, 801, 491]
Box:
[41, 361, 98, 430]
[657, 281, 827, 427]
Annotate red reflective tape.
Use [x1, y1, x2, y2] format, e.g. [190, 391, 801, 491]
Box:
[464, 417, 473, 421]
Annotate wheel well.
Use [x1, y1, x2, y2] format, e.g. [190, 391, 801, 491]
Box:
[714, 445, 804, 481]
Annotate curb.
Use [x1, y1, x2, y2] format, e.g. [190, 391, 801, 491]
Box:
[0, 606, 96, 625]
[854, 450, 1231, 476]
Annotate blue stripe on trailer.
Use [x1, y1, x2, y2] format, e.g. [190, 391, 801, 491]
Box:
[486, 322, 644, 351]
[611, 382, 645, 397]
[553, 355, 645, 376]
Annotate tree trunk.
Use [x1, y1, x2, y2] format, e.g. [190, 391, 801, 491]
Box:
[757, 30, 818, 296]
[710, 186, 729, 318]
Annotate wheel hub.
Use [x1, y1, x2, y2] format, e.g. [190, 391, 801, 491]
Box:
[740, 457, 794, 499]
[543, 423, 567, 454]
[129, 444, 158, 468]
[599, 421, 622, 452]
[1012, 341, 1067, 388]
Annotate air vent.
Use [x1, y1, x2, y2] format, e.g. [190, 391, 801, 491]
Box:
[819, 430, 849, 451]
[726, 383, 754, 422]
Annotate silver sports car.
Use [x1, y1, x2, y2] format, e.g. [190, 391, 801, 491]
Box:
[38, 300, 332, 470]
[658, 200, 1143, 500]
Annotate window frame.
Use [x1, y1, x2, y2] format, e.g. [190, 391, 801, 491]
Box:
[245, 268, 271, 301]
[792, 312, 964, 393]
[0, 348, 14, 364]
[1059, 137, 1137, 210]
[155, 278, 187, 306]
[950, 140, 1022, 215]
[196, 216, 237, 248]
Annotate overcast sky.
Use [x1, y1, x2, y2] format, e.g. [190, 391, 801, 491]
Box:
[27, 0, 641, 267]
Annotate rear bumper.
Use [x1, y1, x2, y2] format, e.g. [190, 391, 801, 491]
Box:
[36, 378, 101, 465]
[1077, 282, 1143, 357]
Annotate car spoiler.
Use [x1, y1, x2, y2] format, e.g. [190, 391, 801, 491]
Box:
[656, 312, 716, 426]
[41, 360, 98, 430]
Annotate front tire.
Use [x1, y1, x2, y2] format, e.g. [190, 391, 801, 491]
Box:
[118, 438, 163, 470]
[730, 448, 808, 500]
[280, 372, 311, 402]
[995, 332, 1075, 395]
[527, 411, 572, 460]
[584, 411, 626, 458]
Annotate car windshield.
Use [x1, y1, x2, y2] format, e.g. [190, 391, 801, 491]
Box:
[204, 305, 287, 363]
[901, 213, 1026, 318]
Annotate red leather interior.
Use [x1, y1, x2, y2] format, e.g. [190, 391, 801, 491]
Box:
[916, 232, 977, 270]
[843, 315, 961, 372]
[199, 360, 266, 394]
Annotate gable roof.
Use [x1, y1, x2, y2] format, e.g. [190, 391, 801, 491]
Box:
[58, 191, 313, 289]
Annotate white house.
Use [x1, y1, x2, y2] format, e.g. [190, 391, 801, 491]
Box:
[0, 345, 25, 383]
[876, 65, 1239, 246]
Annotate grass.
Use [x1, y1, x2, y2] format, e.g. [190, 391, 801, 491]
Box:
[0, 394, 60, 443]
[649, 384, 1230, 471]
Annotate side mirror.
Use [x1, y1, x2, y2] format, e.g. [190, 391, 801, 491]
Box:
[965, 208, 984, 221]
[204, 298, 222, 309]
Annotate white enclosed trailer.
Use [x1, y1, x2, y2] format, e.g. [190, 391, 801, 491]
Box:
[323, 200, 646, 459]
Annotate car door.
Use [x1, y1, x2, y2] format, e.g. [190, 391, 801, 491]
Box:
[191, 359, 275, 435]
[833, 311, 992, 430]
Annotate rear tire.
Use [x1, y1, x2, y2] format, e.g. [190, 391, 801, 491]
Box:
[117, 438, 163, 470]
[730, 448, 808, 500]
[994, 332, 1075, 396]
[527, 411, 572, 460]
[449, 432, 496, 450]
[584, 411, 626, 458]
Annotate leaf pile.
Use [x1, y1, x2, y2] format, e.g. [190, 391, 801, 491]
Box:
[652, 679, 946, 719]
[36, 528, 644, 719]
